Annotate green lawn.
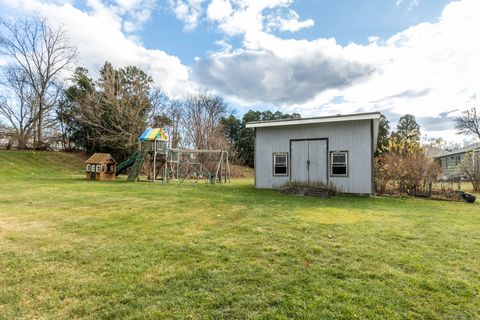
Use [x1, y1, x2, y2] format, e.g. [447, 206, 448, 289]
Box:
[0, 151, 479, 319]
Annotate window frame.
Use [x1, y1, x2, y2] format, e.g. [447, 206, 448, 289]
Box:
[273, 152, 289, 176]
[330, 151, 349, 177]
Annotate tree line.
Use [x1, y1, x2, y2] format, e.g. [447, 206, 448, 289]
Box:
[0, 17, 300, 164]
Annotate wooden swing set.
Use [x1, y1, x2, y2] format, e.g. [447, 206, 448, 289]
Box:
[122, 128, 231, 184]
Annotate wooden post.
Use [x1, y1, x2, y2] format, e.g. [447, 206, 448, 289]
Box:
[219, 152, 223, 183]
[214, 152, 220, 183]
[224, 151, 227, 183]
[226, 151, 231, 183]
[215, 151, 222, 183]
[153, 140, 156, 182]
[163, 156, 167, 185]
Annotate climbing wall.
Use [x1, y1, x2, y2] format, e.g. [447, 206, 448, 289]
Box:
[127, 151, 148, 182]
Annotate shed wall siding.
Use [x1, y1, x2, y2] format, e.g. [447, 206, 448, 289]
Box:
[255, 120, 373, 194]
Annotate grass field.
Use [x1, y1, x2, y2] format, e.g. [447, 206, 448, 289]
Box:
[0, 151, 479, 319]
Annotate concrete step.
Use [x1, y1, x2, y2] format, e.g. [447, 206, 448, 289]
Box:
[282, 186, 333, 198]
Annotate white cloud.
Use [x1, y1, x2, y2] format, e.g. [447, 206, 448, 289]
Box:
[265, 9, 314, 33]
[191, 0, 480, 141]
[206, 0, 232, 21]
[168, 0, 206, 31]
[0, 0, 195, 97]
[396, 0, 420, 10]
[176, 0, 314, 35]
[193, 39, 375, 104]
[214, 39, 233, 52]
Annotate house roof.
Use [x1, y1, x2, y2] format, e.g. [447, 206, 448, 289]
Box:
[425, 146, 449, 158]
[85, 153, 116, 164]
[436, 142, 480, 158]
[245, 112, 381, 128]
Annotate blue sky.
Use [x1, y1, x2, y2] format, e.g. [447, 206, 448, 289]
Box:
[0, 0, 479, 142]
[140, 0, 452, 64]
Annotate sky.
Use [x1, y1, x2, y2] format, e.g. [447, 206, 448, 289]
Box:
[0, 0, 479, 143]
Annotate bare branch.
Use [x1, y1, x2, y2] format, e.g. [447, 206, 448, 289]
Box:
[0, 17, 77, 148]
[455, 106, 480, 139]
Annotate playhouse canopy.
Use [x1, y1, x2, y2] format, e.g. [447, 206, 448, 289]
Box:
[139, 128, 168, 142]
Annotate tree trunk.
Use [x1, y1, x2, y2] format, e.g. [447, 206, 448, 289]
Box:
[36, 105, 43, 149]
[17, 137, 28, 149]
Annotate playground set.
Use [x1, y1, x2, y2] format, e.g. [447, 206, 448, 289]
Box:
[86, 128, 231, 184]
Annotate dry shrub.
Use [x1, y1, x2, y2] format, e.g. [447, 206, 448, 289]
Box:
[375, 136, 441, 195]
[375, 154, 400, 195]
[401, 152, 441, 189]
[430, 190, 464, 202]
[229, 165, 254, 178]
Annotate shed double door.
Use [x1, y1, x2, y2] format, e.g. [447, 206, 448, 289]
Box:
[291, 140, 327, 186]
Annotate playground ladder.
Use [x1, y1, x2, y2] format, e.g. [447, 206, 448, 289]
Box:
[127, 151, 148, 182]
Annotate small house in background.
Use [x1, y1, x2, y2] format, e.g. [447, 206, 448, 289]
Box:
[435, 142, 480, 179]
[85, 153, 117, 181]
[246, 112, 381, 194]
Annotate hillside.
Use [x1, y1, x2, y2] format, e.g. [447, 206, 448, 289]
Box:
[0, 151, 85, 179]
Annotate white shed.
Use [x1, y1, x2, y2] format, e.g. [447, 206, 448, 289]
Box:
[246, 112, 381, 194]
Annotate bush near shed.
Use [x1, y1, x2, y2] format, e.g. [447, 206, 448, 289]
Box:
[375, 136, 441, 197]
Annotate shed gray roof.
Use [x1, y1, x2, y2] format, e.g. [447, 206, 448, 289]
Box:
[245, 112, 381, 128]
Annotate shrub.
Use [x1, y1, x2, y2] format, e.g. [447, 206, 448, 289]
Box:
[375, 135, 441, 195]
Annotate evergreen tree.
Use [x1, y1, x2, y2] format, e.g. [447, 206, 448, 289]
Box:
[58, 62, 154, 160]
[376, 114, 391, 154]
[396, 114, 420, 141]
[222, 110, 301, 167]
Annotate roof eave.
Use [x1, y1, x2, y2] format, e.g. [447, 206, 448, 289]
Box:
[85, 153, 116, 164]
[246, 112, 381, 128]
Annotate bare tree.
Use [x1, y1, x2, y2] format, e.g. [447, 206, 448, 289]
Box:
[0, 17, 77, 148]
[461, 151, 480, 192]
[182, 93, 229, 150]
[168, 99, 184, 148]
[0, 67, 38, 149]
[455, 106, 480, 139]
[156, 98, 185, 149]
[149, 89, 177, 146]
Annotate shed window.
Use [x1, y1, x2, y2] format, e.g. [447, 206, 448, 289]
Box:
[331, 151, 348, 176]
[273, 153, 288, 176]
[86, 164, 91, 172]
[96, 165, 101, 172]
